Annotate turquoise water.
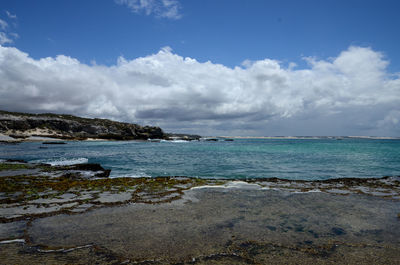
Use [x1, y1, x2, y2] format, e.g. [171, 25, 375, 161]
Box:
[1, 138, 400, 180]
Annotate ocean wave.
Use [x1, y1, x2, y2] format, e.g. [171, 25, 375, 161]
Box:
[33, 157, 89, 166]
[160, 139, 190, 143]
[109, 172, 152, 179]
[188, 176, 400, 198]
[191, 181, 262, 190]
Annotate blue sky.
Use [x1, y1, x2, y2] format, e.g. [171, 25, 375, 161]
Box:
[0, 0, 400, 136]
[2, 0, 400, 70]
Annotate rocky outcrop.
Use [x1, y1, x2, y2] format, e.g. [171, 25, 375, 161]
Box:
[0, 110, 165, 140]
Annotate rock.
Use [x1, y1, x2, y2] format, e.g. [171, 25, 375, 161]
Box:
[67, 163, 106, 172]
[0, 141, 21, 145]
[95, 169, 111, 178]
[54, 163, 111, 178]
[5, 159, 28, 163]
[8, 134, 29, 139]
[42, 142, 66, 144]
[0, 110, 167, 140]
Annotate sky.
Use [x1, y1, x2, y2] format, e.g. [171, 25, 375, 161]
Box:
[0, 0, 400, 136]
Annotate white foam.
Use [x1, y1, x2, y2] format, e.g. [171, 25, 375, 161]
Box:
[169, 140, 190, 143]
[37, 157, 89, 166]
[191, 182, 326, 194]
[0, 238, 25, 244]
[191, 181, 263, 190]
[109, 172, 152, 179]
[38, 244, 93, 253]
[293, 189, 322, 193]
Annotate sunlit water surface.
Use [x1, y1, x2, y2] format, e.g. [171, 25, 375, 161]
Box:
[1, 138, 399, 180]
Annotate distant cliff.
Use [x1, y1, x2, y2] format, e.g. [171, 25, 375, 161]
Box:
[0, 110, 165, 140]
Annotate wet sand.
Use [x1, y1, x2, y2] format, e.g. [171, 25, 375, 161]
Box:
[1, 186, 400, 264]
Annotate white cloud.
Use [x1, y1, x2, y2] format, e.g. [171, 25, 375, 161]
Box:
[5, 11, 17, 19]
[9, 32, 19, 39]
[116, 0, 182, 19]
[0, 45, 399, 136]
[0, 14, 18, 45]
[0, 19, 8, 30]
[0, 32, 12, 45]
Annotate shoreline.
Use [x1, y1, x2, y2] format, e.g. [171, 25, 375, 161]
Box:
[0, 159, 399, 222]
[2, 132, 400, 144]
[1, 160, 400, 264]
[1, 185, 400, 264]
[221, 135, 400, 140]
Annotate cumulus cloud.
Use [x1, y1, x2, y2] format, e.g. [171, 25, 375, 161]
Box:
[0, 45, 399, 136]
[116, 0, 181, 19]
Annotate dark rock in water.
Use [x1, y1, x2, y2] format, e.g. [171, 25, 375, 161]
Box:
[42, 141, 66, 144]
[5, 159, 28, 163]
[67, 163, 106, 172]
[331, 227, 346, 235]
[66, 163, 111, 174]
[53, 163, 111, 178]
[224, 139, 234, 141]
[205, 138, 219, 141]
[95, 169, 111, 178]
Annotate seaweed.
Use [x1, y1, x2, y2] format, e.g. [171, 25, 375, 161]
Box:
[0, 163, 31, 171]
[0, 162, 228, 223]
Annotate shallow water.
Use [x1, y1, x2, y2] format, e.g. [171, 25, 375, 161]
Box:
[1, 138, 400, 180]
[3, 187, 398, 264]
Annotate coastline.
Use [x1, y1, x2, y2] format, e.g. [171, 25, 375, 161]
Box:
[2, 132, 400, 144]
[1, 160, 400, 264]
[220, 135, 400, 140]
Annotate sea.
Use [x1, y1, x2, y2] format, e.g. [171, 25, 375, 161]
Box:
[1, 138, 400, 180]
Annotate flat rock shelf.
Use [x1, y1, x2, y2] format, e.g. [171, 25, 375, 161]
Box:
[1, 160, 400, 264]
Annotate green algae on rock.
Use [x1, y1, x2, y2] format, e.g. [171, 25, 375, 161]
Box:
[0, 163, 31, 171]
[1, 160, 400, 264]
[0, 161, 225, 223]
[1, 160, 400, 224]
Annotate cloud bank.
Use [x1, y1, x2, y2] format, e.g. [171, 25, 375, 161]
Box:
[0, 45, 399, 136]
[116, 0, 181, 19]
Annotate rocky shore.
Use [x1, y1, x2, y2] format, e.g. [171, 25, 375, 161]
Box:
[1, 160, 400, 264]
[0, 110, 165, 141]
